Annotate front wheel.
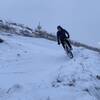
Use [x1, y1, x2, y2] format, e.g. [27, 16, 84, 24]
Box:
[67, 51, 73, 59]
[65, 44, 73, 59]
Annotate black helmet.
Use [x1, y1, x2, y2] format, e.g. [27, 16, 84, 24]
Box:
[57, 25, 63, 30]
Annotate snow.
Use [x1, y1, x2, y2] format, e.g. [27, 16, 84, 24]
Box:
[0, 32, 100, 100]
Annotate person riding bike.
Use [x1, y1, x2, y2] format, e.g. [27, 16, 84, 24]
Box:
[57, 25, 72, 50]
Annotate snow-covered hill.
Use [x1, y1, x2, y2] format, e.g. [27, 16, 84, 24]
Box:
[0, 33, 100, 100]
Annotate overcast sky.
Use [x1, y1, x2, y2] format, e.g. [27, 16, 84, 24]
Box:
[0, 0, 100, 46]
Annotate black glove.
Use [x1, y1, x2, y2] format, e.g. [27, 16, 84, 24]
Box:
[58, 42, 60, 45]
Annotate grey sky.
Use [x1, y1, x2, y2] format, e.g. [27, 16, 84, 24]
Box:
[0, 0, 100, 46]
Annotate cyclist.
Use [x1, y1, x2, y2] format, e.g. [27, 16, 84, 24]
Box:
[57, 25, 72, 50]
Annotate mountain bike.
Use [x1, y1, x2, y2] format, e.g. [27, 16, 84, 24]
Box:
[64, 39, 73, 59]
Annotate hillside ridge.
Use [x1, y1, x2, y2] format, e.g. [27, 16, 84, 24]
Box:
[0, 19, 100, 53]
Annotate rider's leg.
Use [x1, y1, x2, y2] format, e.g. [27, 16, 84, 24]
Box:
[61, 41, 65, 49]
[65, 39, 72, 50]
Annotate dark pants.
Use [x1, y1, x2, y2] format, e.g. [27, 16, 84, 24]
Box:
[61, 39, 72, 49]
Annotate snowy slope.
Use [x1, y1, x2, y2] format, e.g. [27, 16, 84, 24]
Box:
[0, 33, 100, 100]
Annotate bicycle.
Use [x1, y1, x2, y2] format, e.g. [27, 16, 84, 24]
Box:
[63, 39, 73, 59]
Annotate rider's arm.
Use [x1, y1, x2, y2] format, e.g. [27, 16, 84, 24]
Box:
[57, 32, 60, 44]
[64, 30, 70, 38]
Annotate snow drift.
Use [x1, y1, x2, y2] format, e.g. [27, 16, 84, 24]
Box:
[0, 32, 100, 100]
